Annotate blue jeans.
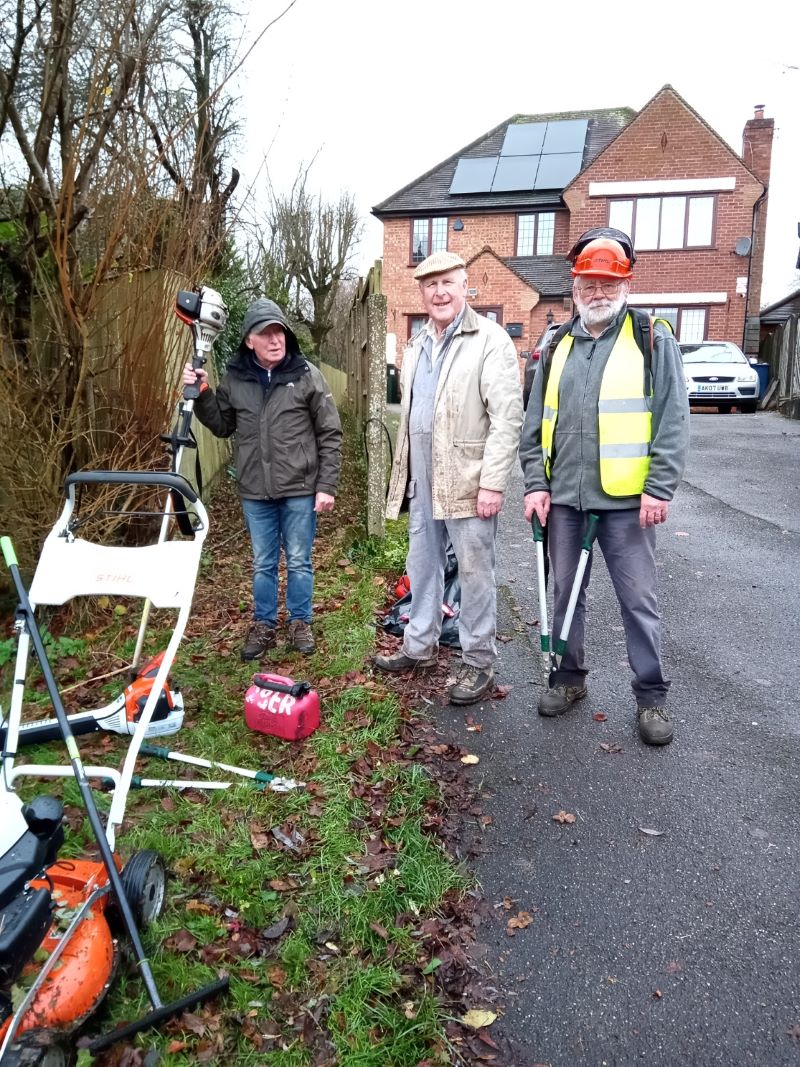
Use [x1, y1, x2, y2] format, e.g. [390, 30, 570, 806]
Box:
[241, 496, 316, 625]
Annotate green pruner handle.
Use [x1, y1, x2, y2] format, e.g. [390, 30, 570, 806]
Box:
[1, 536, 18, 568]
[582, 512, 600, 553]
[532, 514, 544, 543]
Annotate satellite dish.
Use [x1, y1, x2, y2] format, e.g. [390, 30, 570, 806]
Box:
[734, 237, 752, 256]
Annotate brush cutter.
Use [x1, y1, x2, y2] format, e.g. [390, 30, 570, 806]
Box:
[130, 285, 228, 672]
[0, 474, 227, 1059]
[0, 651, 184, 750]
[532, 511, 600, 682]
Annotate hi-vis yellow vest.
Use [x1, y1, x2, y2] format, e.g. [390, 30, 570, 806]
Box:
[541, 313, 652, 497]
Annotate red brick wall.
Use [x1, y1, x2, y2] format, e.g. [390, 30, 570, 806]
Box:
[563, 89, 766, 345]
[382, 215, 564, 370]
[379, 88, 770, 358]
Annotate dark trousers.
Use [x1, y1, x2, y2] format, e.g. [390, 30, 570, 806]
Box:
[548, 505, 670, 707]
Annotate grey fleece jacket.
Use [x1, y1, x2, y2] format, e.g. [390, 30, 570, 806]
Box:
[519, 307, 689, 509]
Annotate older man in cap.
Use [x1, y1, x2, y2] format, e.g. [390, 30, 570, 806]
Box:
[520, 228, 689, 744]
[374, 251, 523, 704]
[184, 297, 342, 660]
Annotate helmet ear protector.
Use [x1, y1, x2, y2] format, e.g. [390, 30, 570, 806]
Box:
[571, 237, 633, 280]
[567, 227, 636, 267]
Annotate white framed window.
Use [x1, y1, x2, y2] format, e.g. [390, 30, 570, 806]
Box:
[407, 314, 427, 338]
[516, 212, 555, 256]
[410, 217, 448, 263]
[609, 195, 715, 250]
[636, 305, 707, 342]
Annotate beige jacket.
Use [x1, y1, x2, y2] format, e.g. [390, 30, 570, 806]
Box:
[386, 304, 523, 520]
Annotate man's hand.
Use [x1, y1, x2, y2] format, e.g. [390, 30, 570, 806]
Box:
[315, 492, 335, 513]
[524, 491, 551, 525]
[477, 488, 504, 520]
[182, 361, 208, 387]
[639, 492, 668, 528]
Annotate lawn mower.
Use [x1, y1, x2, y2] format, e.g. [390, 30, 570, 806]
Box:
[0, 285, 228, 756]
[0, 285, 232, 1062]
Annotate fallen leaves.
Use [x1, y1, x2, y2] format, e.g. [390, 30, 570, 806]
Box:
[599, 742, 624, 754]
[552, 810, 576, 824]
[592, 712, 608, 722]
[506, 910, 535, 935]
[460, 1009, 498, 1029]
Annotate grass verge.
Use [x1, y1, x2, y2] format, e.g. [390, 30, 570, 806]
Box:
[2, 419, 478, 1066]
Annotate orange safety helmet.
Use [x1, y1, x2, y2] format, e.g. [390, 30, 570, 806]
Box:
[571, 237, 633, 280]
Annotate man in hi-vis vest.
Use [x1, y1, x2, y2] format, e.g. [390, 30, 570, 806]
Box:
[519, 228, 689, 745]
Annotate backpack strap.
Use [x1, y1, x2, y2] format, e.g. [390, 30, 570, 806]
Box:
[540, 320, 575, 397]
[628, 309, 674, 396]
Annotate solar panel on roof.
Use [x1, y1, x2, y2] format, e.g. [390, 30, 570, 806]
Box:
[542, 119, 588, 155]
[500, 122, 547, 156]
[449, 156, 499, 194]
[534, 152, 584, 190]
[491, 154, 540, 192]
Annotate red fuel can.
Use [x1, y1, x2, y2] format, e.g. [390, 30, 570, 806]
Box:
[244, 674, 321, 741]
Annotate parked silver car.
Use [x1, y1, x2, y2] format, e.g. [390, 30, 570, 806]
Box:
[679, 340, 760, 413]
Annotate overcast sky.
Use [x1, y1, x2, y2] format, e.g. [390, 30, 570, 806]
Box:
[238, 0, 799, 307]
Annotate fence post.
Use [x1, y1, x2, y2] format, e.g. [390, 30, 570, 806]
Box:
[366, 289, 387, 537]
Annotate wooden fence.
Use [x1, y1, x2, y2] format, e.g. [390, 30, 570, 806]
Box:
[760, 313, 800, 419]
[341, 261, 388, 536]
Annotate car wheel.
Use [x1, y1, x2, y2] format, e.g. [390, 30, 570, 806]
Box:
[740, 401, 758, 414]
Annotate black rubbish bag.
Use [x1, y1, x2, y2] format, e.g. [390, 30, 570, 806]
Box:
[382, 547, 462, 649]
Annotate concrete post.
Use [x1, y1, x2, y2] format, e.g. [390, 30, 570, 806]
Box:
[366, 292, 388, 536]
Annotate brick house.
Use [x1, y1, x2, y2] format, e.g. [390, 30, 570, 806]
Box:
[372, 86, 774, 368]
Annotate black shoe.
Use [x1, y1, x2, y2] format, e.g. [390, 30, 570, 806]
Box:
[449, 665, 494, 706]
[373, 650, 437, 672]
[287, 620, 315, 654]
[537, 683, 588, 717]
[638, 705, 673, 745]
[241, 622, 277, 661]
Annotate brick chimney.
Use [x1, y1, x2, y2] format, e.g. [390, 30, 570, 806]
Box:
[741, 105, 775, 349]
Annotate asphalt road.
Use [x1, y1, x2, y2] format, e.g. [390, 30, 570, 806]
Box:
[437, 410, 800, 1067]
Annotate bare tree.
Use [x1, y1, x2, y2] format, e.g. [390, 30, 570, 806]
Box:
[0, 0, 244, 564]
[266, 167, 363, 358]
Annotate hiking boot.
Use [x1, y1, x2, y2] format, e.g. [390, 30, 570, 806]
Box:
[638, 705, 673, 746]
[287, 620, 315, 654]
[241, 622, 277, 661]
[538, 683, 588, 717]
[373, 650, 437, 672]
[449, 665, 495, 706]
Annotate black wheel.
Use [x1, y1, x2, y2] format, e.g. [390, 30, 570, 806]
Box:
[118, 850, 167, 927]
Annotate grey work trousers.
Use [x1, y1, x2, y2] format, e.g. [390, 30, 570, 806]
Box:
[548, 504, 670, 707]
[402, 437, 498, 670]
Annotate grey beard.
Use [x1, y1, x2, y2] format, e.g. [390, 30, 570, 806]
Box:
[577, 293, 627, 331]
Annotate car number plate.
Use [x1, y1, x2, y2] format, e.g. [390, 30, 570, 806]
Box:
[696, 383, 722, 392]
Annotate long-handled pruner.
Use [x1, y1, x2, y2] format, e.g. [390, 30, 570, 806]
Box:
[532, 512, 600, 680]
[532, 514, 556, 681]
[139, 743, 304, 793]
[553, 512, 600, 664]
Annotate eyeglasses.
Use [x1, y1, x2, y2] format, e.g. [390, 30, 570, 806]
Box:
[574, 280, 624, 296]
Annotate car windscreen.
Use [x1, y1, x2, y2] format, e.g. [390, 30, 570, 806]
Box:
[680, 344, 747, 365]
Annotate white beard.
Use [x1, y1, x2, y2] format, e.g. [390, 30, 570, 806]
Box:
[576, 290, 628, 332]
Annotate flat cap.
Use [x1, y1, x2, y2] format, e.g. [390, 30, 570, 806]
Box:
[413, 250, 466, 280]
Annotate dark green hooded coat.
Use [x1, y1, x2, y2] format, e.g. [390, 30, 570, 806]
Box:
[194, 299, 342, 499]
